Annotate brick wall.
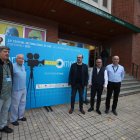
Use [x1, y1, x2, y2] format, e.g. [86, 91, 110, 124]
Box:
[132, 0, 140, 80]
[112, 0, 140, 79]
[112, 0, 134, 24]
[132, 34, 140, 80]
[103, 34, 133, 73]
[134, 0, 140, 27]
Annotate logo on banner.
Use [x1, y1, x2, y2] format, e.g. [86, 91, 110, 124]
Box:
[44, 59, 74, 68]
[44, 59, 64, 68]
[25, 52, 73, 69]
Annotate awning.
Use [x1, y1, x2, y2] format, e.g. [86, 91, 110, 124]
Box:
[65, 0, 140, 33]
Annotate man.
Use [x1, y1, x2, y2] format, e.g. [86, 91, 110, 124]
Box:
[0, 46, 13, 133]
[88, 59, 108, 115]
[68, 54, 88, 114]
[10, 54, 27, 126]
[100, 49, 109, 66]
[105, 56, 125, 116]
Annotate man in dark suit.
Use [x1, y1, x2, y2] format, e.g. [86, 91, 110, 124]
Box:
[68, 54, 88, 114]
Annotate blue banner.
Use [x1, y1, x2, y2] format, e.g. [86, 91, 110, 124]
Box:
[5, 36, 89, 109]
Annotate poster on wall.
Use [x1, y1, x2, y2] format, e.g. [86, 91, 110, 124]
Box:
[0, 34, 5, 46]
[6, 36, 89, 109]
[0, 21, 23, 37]
[24, 27, 46, 41]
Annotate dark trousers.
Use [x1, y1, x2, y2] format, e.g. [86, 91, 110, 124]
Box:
[105, 81, 121, 111]
[71, 84, 84, 110]
[90, 84, 103, 110]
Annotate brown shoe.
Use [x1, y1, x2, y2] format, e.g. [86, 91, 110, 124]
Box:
[80, 109, 85, 115]
[69, 109, 73, 114]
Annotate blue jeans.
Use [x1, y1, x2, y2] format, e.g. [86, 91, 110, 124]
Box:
[0, 97, 11, 129]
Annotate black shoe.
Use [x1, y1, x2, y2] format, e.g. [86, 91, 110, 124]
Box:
[105, 109, 109, 114]
[12, 121, 19, 126]
[88, 107, 94, 112]
[80, 109, 85, 115]
[96, 110, 101, 115]
[69, 109, 73, 114]
[0, 126, 13, 133]
[112, 110, 118, 116]
[18, 117, 27, 121]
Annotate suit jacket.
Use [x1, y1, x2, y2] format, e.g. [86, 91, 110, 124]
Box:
[68, 63, 88, 87]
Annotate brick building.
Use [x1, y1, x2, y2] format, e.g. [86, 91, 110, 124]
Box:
[0, 0, 140, 79]
[111, 0, 140, 79]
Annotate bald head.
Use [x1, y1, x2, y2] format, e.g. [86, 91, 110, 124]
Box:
[112, 56, 119, 65]
[16, 54, 24, 65]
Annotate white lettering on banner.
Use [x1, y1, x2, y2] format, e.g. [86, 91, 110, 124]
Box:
[45, 72, 64, 75]
[36, 83, 70, 89]
[9, 57, 16, 63]
[64, 61, 75, 67]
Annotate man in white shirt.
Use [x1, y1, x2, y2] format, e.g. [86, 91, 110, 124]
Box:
[10, 54, 27, 126]
[88, 59, 108, 115]
[105, 56, 125, 116]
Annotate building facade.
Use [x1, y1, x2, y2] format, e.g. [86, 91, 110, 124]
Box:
[0, 0, 140, 79]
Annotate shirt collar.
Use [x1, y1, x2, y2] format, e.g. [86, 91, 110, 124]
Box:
[112, 64, 119, 67]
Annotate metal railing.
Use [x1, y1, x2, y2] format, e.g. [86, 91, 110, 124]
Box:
[132, 63, 139, 79]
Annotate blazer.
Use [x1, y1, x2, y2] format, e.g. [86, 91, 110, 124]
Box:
[68, 63, 88, 87]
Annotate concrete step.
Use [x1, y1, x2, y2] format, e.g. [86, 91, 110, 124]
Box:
[87, 89, 140, 101]
[122, 81, 140, 85]
[87, 85, 140, 94]
[123, 78, 136, 81]
[87, 84, 140, 93]
[86, 73, 140, 101]
[121, 85, 140, 90]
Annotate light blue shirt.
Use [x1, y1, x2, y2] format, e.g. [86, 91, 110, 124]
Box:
[106, 64, 125, 82]
[13, 63, 26, 91]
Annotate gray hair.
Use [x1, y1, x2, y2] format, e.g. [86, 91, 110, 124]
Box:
[0, 46, 10, 52]
[16, 54, 24, 59]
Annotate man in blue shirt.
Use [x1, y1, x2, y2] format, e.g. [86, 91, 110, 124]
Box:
[105, 56, 125, 116]
[10, 54, 27, 126]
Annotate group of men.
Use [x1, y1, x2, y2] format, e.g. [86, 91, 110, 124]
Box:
[68, 54, 125, 116]
[0, 46, 125, 134]
[0, 46, 27, 133]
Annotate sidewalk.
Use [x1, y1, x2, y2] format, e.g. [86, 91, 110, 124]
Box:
[1, 94, 140, 140]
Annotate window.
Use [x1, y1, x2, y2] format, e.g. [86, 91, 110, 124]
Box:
[103, 0, 108, 8]
[92, 0, 98, 3]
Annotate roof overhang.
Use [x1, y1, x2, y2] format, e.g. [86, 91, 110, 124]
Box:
[0, 0, 139, 42]
[65, 0, 140, 33]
